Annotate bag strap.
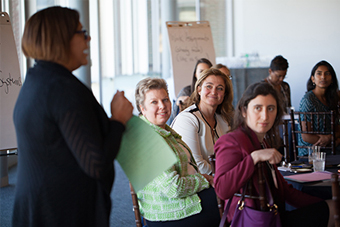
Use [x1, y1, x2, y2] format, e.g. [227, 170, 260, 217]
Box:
[219, 162, 276, 227]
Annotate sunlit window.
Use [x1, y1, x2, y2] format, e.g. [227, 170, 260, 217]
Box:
[2, 0, 228, 116]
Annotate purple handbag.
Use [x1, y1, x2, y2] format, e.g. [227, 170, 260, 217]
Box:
[219, 163, 281, 227]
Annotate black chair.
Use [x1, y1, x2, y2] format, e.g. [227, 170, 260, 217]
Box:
[290, 109, 336, 160]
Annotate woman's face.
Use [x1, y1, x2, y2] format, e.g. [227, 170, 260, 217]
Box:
[140, 88, 171, 129]
[68, 22, 91, 71]
[195, 63, 210, 79]
[311, 65, 333, 90]
[219, 67, 230, 78]
[198, 75, 225, 109]
[243, 94, 277, 141]
[268, 69, 287, 86]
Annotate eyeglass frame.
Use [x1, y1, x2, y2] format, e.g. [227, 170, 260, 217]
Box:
[75, 29, 89, 40]
[272, 71, 286, 80]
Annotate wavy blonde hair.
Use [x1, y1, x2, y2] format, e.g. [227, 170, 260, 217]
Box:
[184, 68, 234, 124]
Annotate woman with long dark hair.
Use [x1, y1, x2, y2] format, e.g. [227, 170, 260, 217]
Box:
[214, 82, 332, 227]
[298, 60, 340, 156]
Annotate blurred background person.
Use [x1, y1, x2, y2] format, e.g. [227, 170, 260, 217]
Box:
[263, 55, 291, 112]
[214, 63, 232, 80]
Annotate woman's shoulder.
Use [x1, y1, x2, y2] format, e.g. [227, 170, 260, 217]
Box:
[218, 127, 249, 142]
[299, 91, 318, 110]
[171, 104, 201, 128]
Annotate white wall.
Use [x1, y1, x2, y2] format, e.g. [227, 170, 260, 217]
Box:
[234, 0, 340, 109]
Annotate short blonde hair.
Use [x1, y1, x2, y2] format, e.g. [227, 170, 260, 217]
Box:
[135, 78, 169, 114]
[22, 6, 79, 63]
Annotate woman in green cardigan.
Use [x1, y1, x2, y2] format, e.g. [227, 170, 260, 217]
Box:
[134, 77, 220, 227]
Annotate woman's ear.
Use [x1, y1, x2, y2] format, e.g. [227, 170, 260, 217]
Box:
[197, 86, 202, 95]
[311, 76, 315, 84]
[140, 105, 145, 115]
[242, 107, 246, 118]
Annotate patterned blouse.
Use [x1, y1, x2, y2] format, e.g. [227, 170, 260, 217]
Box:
[137, 116, 210, 221]
[298, 91, 332, 156]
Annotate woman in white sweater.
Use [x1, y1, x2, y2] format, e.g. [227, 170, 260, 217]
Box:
[171, 68, 233, 174]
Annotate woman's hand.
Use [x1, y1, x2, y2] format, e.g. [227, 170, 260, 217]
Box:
[250, 148, 282, 165]
[110, 90, 133, 125]
[202, 174, 214, 188]
[314, 134, 332, 147]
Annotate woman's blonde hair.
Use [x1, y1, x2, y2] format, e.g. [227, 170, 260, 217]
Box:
[22, 6, 79, 63]
[135, 77, 169, 114]
[184, 68, 234, 124]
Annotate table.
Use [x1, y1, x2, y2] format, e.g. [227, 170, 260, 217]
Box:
[279, 155, 340, 210]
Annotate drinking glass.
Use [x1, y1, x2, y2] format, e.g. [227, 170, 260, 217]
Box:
[308, 146, 320, 164]
[313, 152, 326, 172]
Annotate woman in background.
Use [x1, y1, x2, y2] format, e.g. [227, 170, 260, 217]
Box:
[171, 68, 233, 174]
[214, 82, 331, 227]
[214, 63, 232, 80]
[135, 77, 220, 227]
[263, 55, 291, 112]
[12, 6, 133, 227]
[298, 60, 340, 156]
[169, 58, 212, 123]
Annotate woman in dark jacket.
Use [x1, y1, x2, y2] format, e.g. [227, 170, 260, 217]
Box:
[12, 6, 133, 227]
[214, 82, 332, 227]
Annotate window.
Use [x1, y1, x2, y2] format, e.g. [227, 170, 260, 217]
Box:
[2, 0, 229, 115]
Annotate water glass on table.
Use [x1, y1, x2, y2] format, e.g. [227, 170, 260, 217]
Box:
[313, 152, 326, 172]
[308, 146, 320, 164]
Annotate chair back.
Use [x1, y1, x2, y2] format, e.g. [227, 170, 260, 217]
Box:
[290, 109, 336, 159]
[129, 182, 147, 227]
[332, 173, 340, 227]
[208, 154, 225, 218]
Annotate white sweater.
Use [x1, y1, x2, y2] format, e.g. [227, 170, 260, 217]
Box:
[171, 104, 230, 174]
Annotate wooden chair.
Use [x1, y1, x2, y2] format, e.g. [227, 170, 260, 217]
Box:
[129, 182, 147, 227]
[281, 115, 293, 163]
[332, 173, 340, 227]
[290, 109, 336, 159]
[208, 154, 225, 218]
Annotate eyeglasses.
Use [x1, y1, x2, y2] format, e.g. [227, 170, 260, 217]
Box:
[75, 29, 89, 40]
[273, 71, 286, 80]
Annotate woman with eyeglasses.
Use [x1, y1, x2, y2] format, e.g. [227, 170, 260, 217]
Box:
[263, 55, 291, 112]
[12, 6, 133, 227]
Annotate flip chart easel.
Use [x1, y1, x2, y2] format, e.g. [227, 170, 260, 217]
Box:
[166, 21, 216, 96]
[0, 12, 21, 187]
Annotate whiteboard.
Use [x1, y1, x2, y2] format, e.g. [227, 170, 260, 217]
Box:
[166, 21, 216, 96]
[0, 12, 21, 150]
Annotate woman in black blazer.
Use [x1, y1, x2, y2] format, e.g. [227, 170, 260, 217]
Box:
[12, 6, 133, 227]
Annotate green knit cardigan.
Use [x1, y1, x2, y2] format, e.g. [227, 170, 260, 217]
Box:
[137, 116, 210, 221]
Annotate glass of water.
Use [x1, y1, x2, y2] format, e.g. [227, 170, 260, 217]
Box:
[313, 152, 326, 172]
